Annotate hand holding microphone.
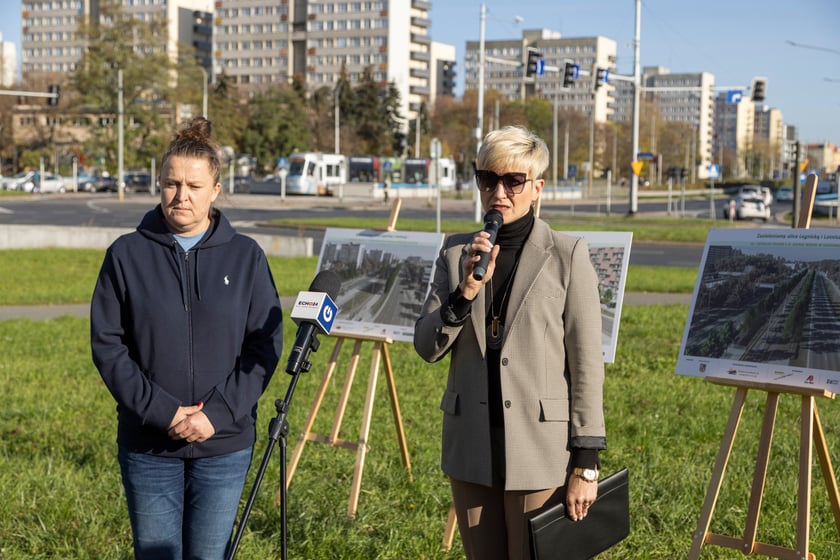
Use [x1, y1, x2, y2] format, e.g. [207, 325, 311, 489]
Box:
[471, 209, 503, 281]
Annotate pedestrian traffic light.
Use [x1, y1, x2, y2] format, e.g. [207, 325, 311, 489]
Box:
[679, 167, 687, 180]
[562, 61, 578, 88]
[525, 49, 543, 78]
[47, 84, 60, 106]
[751, 77, 767, 103]
[594, 67, 609, 89]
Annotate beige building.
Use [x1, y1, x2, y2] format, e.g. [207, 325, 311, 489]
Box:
[0, 33, 17, 87]
[465, 29, 616, 124]
[212, 0, 438, 123]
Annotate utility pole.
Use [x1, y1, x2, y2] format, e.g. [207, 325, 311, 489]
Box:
[118, 69, 125, 202]
[629, 0, 642, 215]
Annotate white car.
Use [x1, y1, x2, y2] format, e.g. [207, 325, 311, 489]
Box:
[736, 185, 773, 206]
[33, 173, 67, 193]
[723, 194, 771, 221]
[3, 171, 37, 192]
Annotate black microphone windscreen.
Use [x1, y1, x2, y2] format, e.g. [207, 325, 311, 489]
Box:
[309, 269, 341, 300]
[484, 209, 503, 228]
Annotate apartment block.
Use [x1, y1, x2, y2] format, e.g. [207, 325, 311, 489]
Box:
[0, 33, 17, 87]
[21, 0, 213, 87]
[641, 67, 716, 179]
[464, 29, 616, 124]
[213, 0, 437, 123]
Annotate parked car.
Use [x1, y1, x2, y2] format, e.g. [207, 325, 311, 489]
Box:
[230, 175, 253, 193]
[32, 173, 67, 193]
[3, 171, 37, 192]
[123, 171, 153, 192]
[93, 174, 119, 192]
[736, 185, 773, 206]
[722, 194, 771, 221]
[775, 186, 794, 202]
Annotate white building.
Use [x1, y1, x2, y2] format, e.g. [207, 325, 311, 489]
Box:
[0, 33, 17, 87]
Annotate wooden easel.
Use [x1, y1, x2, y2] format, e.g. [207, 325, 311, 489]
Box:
[688, 174, 840, 560]
[280, 199, 413, 519]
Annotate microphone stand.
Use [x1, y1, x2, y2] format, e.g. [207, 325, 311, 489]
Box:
[226, 334, 320, 560]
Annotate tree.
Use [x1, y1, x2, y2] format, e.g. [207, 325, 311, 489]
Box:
[71, 0, 176, 172]
[241, 85, 310, 173]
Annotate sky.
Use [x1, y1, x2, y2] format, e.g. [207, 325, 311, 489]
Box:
[1, 0, 838, 144]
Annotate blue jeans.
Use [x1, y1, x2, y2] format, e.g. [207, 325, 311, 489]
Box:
[118, 445, 253, 560]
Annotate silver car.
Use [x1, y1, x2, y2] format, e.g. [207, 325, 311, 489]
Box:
[33, 173, 67, 193]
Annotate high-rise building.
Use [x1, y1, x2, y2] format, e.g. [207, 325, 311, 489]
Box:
[753, 104, 784, 179]
[0, 33, 17, 87]
[639, 67, 716, 179]
[21, 0, 213, 87]
[19, 0, 441, 128]
[213, 0, 437, 123]
[464, 29, 616, 124]
[714, 92, 755, 178]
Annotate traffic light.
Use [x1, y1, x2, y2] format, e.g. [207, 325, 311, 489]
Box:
[594, 67, 609, 89]
[562, 61, 578, 88]
[525, 49, 543, 78]
[751, 77, 767, 103]
[679, 167, 687, 180]
[47, 84, 60, 106]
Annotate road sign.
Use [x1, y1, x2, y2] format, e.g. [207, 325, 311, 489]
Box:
[536, 59, 545, 76]
[708, 164, 720, 179]
[277, 157, 288, 169]
[726, 90, 743, 104]
[637, 152, 654, 161]
[430, 137, 441, 159]
[568, 164, 577, 178]
[631, 161, 644, 176]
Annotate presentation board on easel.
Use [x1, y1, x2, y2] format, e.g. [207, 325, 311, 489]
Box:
[315, 227, 446, 342]
[676, 227, 840, 390]
[281, 213, 444, 519]
[681, 174, 840, 560]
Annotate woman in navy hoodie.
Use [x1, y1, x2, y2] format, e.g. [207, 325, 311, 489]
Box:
[91, 117, 284, 559]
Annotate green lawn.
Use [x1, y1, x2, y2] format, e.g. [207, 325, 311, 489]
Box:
[0, 249, 697, 306]
[2, 249, 839, 558]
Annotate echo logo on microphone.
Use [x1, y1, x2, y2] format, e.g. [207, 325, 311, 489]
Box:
[291, 291, 338, 334]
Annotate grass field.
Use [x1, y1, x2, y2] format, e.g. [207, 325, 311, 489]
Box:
[2, 250, 839, 559]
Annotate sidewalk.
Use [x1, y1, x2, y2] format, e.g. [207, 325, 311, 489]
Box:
[0, 292, 691, 321]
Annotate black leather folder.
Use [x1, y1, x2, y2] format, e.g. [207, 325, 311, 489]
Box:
[528, 467, 630, 560]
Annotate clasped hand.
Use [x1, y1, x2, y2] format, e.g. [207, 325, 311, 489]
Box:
[168, 402, 215, 443]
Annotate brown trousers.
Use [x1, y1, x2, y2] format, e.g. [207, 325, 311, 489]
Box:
[450, 476, 564, 560]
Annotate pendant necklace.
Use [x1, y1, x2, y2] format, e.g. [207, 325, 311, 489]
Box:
[486, 257, 521, 350]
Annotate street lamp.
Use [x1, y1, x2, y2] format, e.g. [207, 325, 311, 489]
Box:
[473, 3, 522, 221]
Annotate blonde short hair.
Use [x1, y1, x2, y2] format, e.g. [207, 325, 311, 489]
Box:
[476, 125, 549, 180]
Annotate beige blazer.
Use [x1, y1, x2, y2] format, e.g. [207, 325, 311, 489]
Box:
[414, 219, 605, 491]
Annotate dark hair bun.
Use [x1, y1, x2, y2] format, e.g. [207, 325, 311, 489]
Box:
[177, 117, 213, 143]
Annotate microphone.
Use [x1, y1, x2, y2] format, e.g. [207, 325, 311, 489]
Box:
[285, 270, 341, 375]
[472, 209, 504, 281]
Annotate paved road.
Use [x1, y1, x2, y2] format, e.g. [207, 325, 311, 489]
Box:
[0, 191, 715, 267]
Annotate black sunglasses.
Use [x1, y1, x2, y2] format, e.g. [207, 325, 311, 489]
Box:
[472, 162, 531, 194]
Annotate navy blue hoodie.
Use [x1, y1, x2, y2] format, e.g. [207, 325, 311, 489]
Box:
[91, 205, 283, 457]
